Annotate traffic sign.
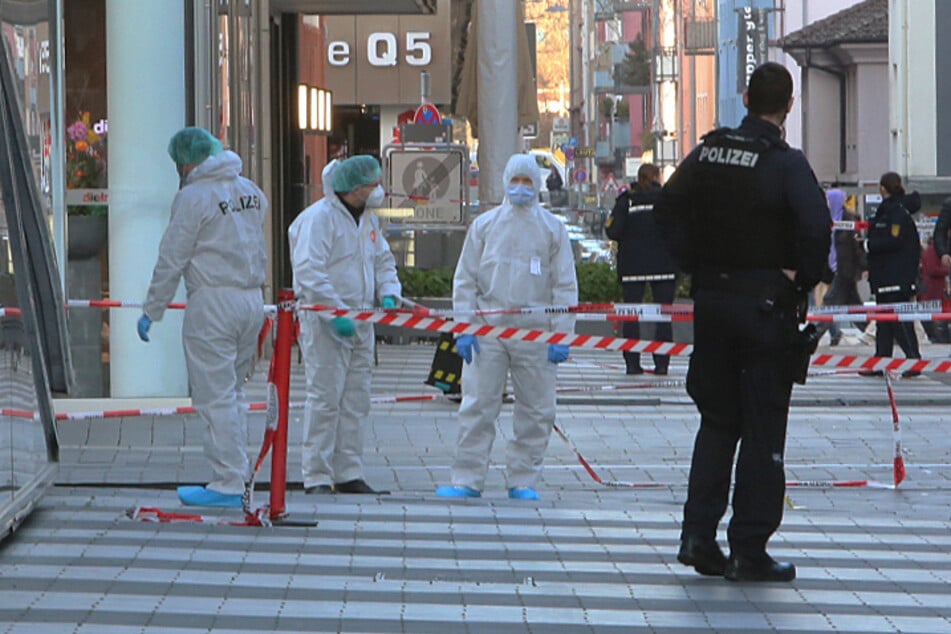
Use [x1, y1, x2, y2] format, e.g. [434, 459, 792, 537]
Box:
[413, 103, 442, 125]
[573, 168, 587, 183]
[382, 148, 466, 225]
[568, 137, 578, 147]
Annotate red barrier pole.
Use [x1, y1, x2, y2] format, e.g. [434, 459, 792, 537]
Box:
[269, 289, 295, 520]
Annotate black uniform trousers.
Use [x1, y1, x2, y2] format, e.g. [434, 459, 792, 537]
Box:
[874, 290, 920, 359]
[622, 279, 676, 372]
[681, 288, 796, 558]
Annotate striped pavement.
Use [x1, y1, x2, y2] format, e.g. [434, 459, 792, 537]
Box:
[11, 339, 951, 632]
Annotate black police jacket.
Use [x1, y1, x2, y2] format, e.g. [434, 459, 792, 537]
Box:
[654, 116, 830, 292]
[866, 195, 921, 296]
[604, 184, 678, 282]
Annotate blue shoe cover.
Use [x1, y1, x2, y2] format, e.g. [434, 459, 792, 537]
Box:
[508, 486, 540, 500]
[435, 485, 481, 498]
[177, 485, 242, 508]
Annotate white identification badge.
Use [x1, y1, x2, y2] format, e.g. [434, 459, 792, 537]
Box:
[530, 256, 542, 276]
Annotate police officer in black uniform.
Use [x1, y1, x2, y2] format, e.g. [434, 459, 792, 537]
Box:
[605, 163, 678, 375]
[655, 62, 829, 582]
[862, 172, 921, 376]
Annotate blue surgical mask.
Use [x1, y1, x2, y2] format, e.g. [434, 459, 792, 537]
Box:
[507, 184, 535, 207]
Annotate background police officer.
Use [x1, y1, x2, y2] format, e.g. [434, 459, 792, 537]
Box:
[655, 62, 829, 582]
[605, 163, 678, 375]
[862, 172, 922, 376]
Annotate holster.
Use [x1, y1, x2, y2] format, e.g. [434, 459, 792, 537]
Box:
[788, 323, 820, 385]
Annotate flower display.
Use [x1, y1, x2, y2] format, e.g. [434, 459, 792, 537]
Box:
[66, 112, 107, 216]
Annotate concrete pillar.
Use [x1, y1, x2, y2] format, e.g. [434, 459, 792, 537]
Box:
[477, 0, 519, 206]
[106, 0, 188, 397]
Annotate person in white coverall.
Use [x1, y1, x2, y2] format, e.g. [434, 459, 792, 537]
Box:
[436, 154, 579, 501]
[288, 155, 401, 495]
[138, 127, 268, 508]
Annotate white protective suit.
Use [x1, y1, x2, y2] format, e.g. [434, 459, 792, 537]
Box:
[144, 150, 267, 495]
[288, 192, 401, 489]
[450, 154, 578, 491]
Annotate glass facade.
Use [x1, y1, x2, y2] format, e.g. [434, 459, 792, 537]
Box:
[0, 0, 67, 540]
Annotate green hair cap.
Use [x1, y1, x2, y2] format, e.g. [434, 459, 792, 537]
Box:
[167, 127, 223, 166]
[331, 155, 381, 193]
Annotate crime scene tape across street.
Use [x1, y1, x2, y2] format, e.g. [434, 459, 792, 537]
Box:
[300, 303, 951, 375]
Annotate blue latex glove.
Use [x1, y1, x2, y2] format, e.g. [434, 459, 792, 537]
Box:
[331, 316, 355, 337]
[381, 295, 399, 310]
[455, 335, 480, 364]
[548, 344, 570, 364]
[137, 314, 152, 342]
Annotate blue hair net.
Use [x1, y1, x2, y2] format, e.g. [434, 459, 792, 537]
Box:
[332, 155, 381, 193]
[167, 127, 223, 166]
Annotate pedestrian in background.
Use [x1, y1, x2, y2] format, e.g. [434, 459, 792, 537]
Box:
[289, 155, 401, 495]
[656, 62, 830, 582]
[918, 236, 949, 343]
[436, 154, 578, 501]
[815, 189, 868, 344]
[605, 163, 678, 375]
[139, 127, 268, 508]
[862, 172, 922, 377]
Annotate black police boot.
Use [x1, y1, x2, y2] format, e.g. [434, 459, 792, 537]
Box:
[724, 553, 796, 582]
[624, 352, 643, 375]
[333, 479, 390, 495]
[677, 536, 727, 576]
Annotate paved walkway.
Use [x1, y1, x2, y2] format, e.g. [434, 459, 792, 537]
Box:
[1, 340, 949, 632]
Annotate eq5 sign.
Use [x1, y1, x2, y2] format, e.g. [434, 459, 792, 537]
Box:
[328, 32, 432, 68]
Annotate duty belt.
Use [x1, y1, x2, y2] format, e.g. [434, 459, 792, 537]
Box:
[694, 269, 796, 304]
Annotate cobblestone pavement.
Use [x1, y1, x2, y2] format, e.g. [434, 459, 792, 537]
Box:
[2, 341, 949, 632]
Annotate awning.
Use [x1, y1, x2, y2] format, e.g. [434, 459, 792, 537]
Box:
[454, 2, 539, 138]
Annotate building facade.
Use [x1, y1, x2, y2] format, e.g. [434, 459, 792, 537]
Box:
[47, 0, 444, 398]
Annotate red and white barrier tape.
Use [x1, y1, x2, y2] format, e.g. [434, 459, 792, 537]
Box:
[883, 371, 907, 488]
[46, 401, 294, 423]
[65, 299, 279, 313]
[300, 303, 951, 375]
[298, 304, 692, 356]
[832, 219, 936, 232]
[810, 353, 949, 375]
[810, 312, 951, 323]
[785, 479, 869, 487]
[553, 423, 876, 490]
[44, 380, 690, 423]
[127, 505, 269, 526]
[66, 296, 951, 323]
